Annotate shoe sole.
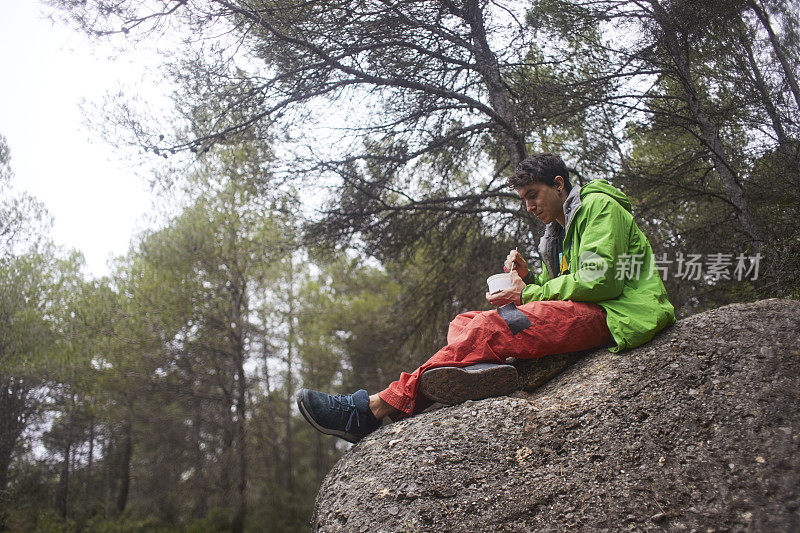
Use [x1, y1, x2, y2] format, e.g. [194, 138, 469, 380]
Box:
[296, 389, 360, 444]
[419, 364, 518, 406]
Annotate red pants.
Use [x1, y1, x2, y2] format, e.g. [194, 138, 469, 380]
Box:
[378, 300, 613, 417]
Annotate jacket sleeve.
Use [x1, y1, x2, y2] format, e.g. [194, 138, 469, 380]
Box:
[521, 196, 631, 303]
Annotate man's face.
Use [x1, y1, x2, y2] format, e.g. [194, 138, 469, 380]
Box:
[515, 177, 565, 224]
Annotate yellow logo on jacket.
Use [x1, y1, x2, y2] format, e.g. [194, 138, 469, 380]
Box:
[559, 252, 570, 276]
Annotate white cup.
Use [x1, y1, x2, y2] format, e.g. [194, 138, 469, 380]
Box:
[487, 273, 512, 293]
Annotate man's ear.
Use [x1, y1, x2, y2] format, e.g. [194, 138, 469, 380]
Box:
[554, 175, 564, 191]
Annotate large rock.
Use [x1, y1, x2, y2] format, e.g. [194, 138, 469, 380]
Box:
[312, 299, 800, 532]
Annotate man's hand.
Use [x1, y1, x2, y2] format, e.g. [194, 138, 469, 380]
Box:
[504, 249, 529, 279]
[486, 270, 526, 307]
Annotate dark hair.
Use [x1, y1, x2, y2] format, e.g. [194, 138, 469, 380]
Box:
[508, 152, 572, 192]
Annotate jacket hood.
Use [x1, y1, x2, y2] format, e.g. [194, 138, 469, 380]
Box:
[579, 179, 632, 214]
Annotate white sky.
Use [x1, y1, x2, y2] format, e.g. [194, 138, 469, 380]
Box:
[0, 1, 163, 278]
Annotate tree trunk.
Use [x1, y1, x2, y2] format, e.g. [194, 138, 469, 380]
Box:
[749, 0, 800, 113]
[0, 379, 27, 495]
[261, 342, 282, 490]
[219, 400, 234, 506]
[191, 398, 208, 517]
[231, 351, 248, 533]
[0, 379, 29, 533]
[115, 419, 132, 515]
[284, 258, 295, 494]
[739, 28, 800, 181]
[87, 416, 94, 482]
[314, 431, 328, 483]
[104, 438, 113, 518]
[229, 252, 248, 533]
[55, 393, 76, 520]
[461, 0, 527, 165]
[649, 0, 763, 250]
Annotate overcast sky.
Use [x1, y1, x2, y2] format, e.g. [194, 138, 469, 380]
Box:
[0, 1, 163, 278]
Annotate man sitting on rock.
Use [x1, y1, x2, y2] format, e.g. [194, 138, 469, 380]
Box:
[298, 152, 676, 443]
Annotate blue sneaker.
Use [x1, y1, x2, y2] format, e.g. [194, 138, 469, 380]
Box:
[296, 388, 380, 443]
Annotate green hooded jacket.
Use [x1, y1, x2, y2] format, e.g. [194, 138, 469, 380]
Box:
[521, 179, 675, 352]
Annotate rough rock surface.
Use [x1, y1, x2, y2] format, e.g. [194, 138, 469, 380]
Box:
[312, 299, 800, 532]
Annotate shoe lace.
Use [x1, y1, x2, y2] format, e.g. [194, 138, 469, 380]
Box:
[328, 393, 362, 433]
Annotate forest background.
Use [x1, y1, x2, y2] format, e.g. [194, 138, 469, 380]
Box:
[1, 0, 799, 531]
